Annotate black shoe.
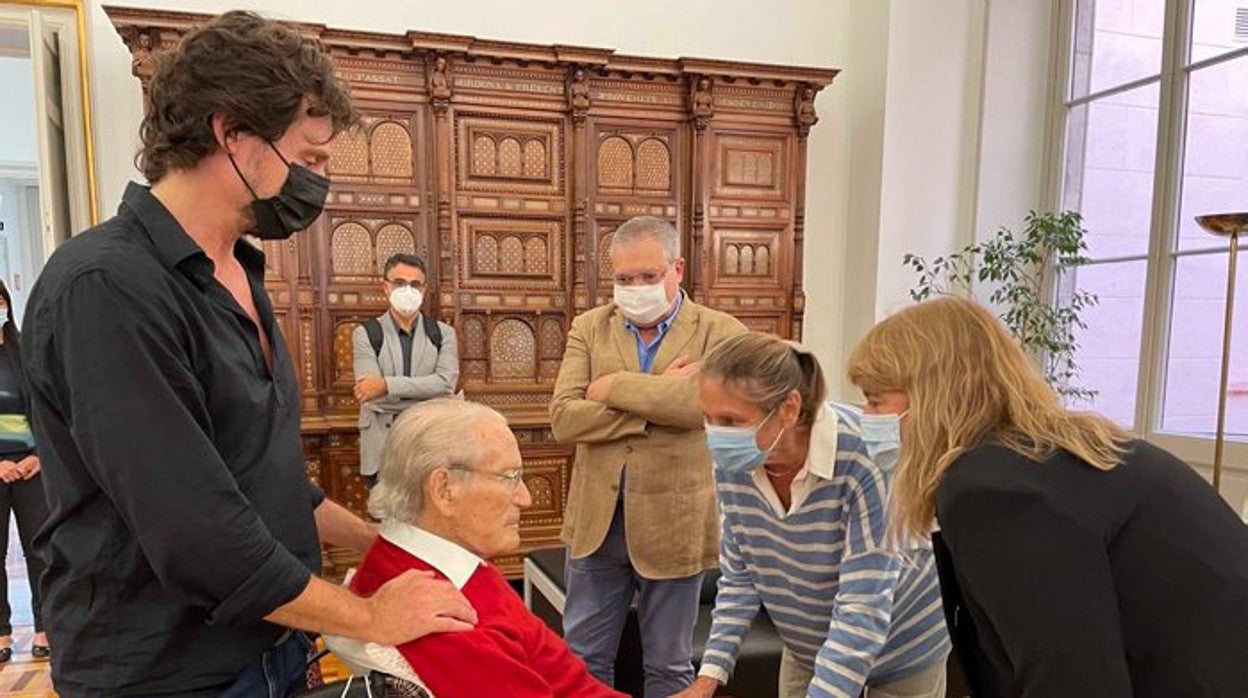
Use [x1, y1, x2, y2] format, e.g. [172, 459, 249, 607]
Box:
[0, 647, 11, 662]
[30, 644, 49, 660]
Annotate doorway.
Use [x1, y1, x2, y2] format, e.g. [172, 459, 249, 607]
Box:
[0, 2, 94, 325]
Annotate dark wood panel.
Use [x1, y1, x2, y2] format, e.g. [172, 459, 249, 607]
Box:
[106, 5, 838, 578]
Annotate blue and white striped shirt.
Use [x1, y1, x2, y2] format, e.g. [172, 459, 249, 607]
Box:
[699, 403, 949, 697]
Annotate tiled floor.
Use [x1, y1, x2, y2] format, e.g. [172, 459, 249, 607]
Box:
[0, 625, 52, 697]
[1, 518, 52, 697]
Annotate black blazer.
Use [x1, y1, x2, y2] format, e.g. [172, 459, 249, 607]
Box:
[933, 439, 1248, 697]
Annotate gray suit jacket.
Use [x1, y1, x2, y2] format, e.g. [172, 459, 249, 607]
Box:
[352, 312, 459, 476]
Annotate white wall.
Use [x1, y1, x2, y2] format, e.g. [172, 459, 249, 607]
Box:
[0, 56, 37, 166]
[832, 0, 891, 398]
[874, 1, 987, 320]
[81, 0, 1055, 398]
[830, 0, 1054, 397]
[976, 0, 1055, 240]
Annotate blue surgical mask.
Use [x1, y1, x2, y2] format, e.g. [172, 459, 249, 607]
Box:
[859, 411, 905, 472]
[705, 410, 784, 475]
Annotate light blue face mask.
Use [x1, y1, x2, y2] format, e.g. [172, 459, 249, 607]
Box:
[859, 411, 905, 473]
[705, 409, 784, 475]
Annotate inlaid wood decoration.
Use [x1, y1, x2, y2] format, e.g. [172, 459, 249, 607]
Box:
[107, 6, 838, 578]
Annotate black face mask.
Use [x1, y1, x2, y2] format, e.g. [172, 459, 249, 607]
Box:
[228, 141, 330, 240]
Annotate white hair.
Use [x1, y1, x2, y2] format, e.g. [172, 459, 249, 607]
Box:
[608, 215, 680, 261]
[368, 398, 509, 523]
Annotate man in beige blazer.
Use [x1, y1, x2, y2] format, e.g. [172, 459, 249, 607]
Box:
[550, 216, 746, 697]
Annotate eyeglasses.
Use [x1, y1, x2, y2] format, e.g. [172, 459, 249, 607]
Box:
[385, 278, 426, 290]
[448, 466, 526, 494]
[612, 263, 671, 287]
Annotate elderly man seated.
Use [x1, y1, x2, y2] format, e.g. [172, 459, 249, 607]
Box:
[330, 398, 624, 698]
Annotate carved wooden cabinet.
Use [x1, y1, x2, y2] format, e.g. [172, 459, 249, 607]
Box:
[106, 6, 838, 577]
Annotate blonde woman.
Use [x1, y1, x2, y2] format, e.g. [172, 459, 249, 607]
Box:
[675, 332, 949, 698]
[847, 296, 1248, 698]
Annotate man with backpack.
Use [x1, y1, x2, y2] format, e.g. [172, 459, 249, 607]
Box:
[353, 253, 459, 488]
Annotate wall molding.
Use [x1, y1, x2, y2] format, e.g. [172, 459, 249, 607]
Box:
[0, 159, 38, 181]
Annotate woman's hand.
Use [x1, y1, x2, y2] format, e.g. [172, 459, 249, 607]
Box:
[0, 460, 21, 483]
[17, 455, 40, 480]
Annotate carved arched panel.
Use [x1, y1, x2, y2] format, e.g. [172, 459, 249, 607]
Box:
[370, 121, 413, 179]
[476, 235, 499, 274]
[457, 118, 563, 195]
[716, 135, 787, 199]
[473, 135, 497, 175]
[755, 246, 770, 275]
[461, 315, 489, 382]
[331, 222, 373, 276]
[523, 139, 546, 177]
[540, 317, 564, 359]
[635, 138, 671, 192]
[329, 127, 369, 176]
[598, 136, 633, 189]
[758, 154, 774, 185]
[713, 229, 783, 285]
[598, 230, 615, 281]
[332, 321, 360, 384]
[742, 153, 759, 184]
[489, 319, 536, 381]
[525, 475, 554, 509]
[463, 362, 488, 381]
[375, 223, 416, 273]
[462, 316, 487, 357]
[498, 137, 522, 177]
[500, 236, 525, 274]
[524, 237, 548, 274]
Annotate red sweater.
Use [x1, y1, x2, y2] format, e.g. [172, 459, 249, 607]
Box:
[349, 537, 625, 698]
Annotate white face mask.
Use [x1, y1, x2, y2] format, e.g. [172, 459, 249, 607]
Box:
[613, 282, 671, 325]
[389, 287, 424, 316]
[859, 411, 906, 473]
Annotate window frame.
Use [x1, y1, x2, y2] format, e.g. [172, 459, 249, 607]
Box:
[1045, 0, 1248, 477]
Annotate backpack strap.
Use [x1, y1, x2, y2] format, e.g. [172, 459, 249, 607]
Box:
[367, 315, 442, 359]
[363, 318, 384, 358]
[422, 314, 443, 352]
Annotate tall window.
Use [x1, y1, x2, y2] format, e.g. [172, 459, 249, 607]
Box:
[1056, 0, 1248, 469]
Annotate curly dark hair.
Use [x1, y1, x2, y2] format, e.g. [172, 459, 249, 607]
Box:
[137, 10, 358, 183]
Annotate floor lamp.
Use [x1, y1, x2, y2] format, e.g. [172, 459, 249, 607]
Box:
[1194, 213, 1244, 493]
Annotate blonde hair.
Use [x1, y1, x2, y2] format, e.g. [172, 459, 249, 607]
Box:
[701, 332, 826, 425]
[846, 296, 1128, 539]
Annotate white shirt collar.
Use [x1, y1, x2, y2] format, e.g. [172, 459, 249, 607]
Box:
[750, 405, 841, 516]
[380, 520, 483, 590]
[804, 405, 841, 479]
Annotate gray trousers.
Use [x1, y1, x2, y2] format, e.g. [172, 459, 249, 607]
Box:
[779, 646, 948, 698]
[563, 501, 703, 698]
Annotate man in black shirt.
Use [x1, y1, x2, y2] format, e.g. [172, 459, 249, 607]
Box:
[21, 11, 475, 696]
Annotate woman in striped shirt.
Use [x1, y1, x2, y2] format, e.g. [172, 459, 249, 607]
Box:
[674, 332, 949, 698]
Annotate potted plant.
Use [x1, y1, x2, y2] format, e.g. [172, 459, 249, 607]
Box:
[903, 210, 1098, 400]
